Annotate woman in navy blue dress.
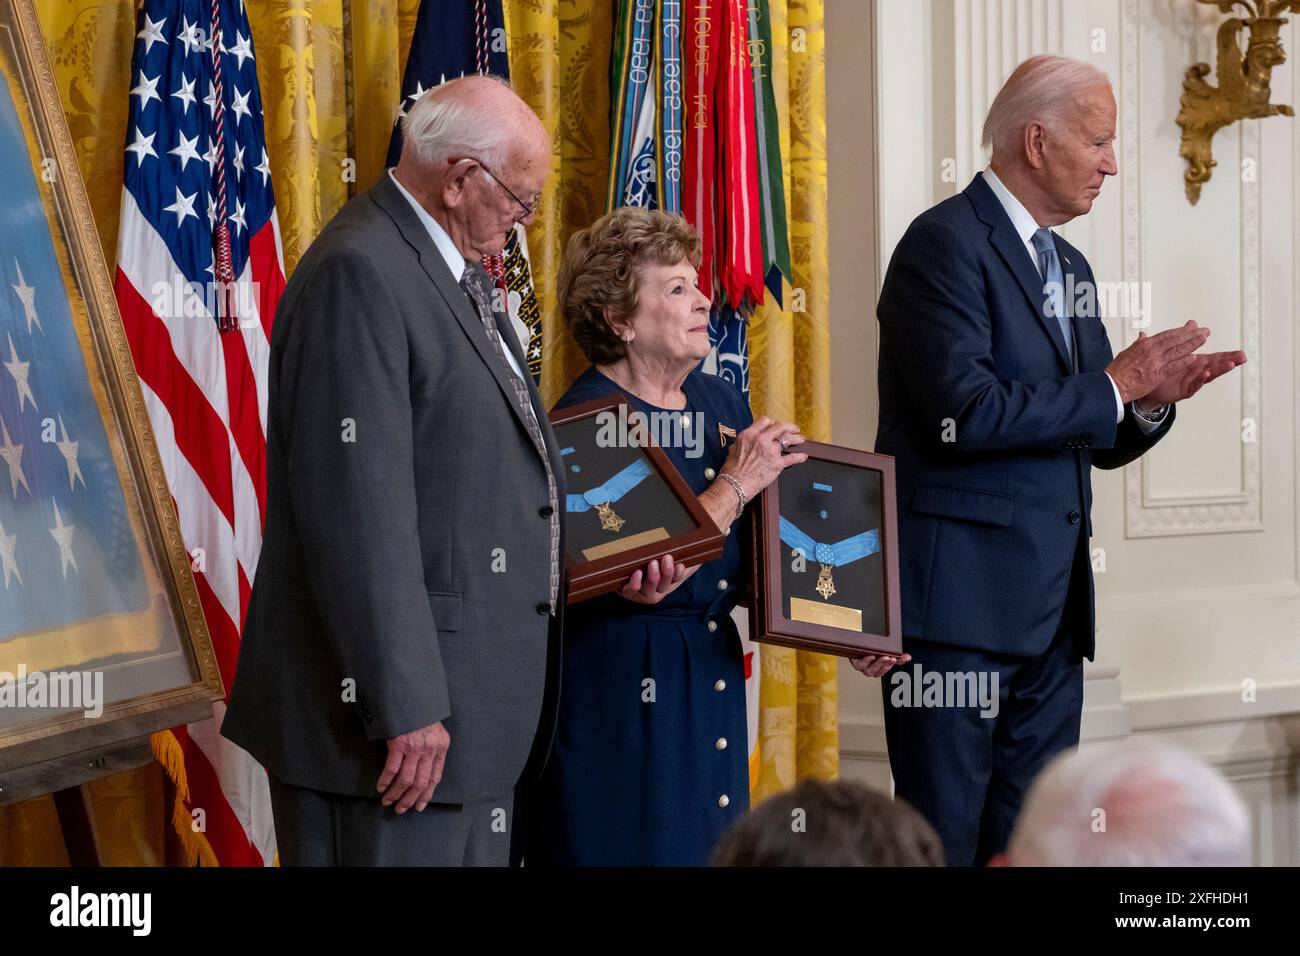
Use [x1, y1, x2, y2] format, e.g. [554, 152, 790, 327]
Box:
[526, 207, 809, 866]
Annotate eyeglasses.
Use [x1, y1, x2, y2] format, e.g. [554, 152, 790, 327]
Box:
[475, 161, 540, 222]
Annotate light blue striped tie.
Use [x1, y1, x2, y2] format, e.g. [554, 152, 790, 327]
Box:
[1031, 227, 1073, 364]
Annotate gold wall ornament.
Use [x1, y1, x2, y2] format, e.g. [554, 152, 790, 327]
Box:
[1176, 0, 1298, 205]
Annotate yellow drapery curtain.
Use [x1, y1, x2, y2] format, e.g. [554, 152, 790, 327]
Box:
[743, 0, 836, 798]
[0, 0, 831, 865]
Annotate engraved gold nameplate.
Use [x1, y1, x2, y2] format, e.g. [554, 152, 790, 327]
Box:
[789, 596, 863, 631]
[582, 527, 671, 561]
[595, 501, 625, 532]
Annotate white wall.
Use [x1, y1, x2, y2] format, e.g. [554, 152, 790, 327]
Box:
[828, 0, 1300, 864]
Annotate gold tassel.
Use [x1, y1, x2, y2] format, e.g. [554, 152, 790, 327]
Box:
[150, 730, 220, 867]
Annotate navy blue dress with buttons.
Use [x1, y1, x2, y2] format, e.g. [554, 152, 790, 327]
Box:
[527, 365, 754, 866]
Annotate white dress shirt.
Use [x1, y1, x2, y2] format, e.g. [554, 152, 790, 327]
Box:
[982, 167, 1166, 432]
[387, 168, 527, 380]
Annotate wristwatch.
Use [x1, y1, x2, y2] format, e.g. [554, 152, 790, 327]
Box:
[1131, 401, 1169, 424]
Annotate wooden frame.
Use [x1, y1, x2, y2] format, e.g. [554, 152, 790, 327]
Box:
[749, 441, 902, 657]
[0, 0, 221, 803]
[551, 394, 725, 603]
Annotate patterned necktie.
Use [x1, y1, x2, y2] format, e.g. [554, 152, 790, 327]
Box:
[1031, 227, 1073, 365]
[460, 264, 560, 611]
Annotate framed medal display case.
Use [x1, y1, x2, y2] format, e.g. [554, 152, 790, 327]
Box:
[550, 394, 725, 603]
[749, 442, 902, 657]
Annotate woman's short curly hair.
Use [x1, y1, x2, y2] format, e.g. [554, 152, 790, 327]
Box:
[558, 206, 703, 364]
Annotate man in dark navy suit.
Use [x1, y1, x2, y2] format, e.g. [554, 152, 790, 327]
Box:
[856, 55, 1246, 866]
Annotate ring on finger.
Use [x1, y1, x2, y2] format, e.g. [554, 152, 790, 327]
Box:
[777, 436, 789, 453]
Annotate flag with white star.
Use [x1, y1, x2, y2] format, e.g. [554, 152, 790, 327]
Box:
[113, 0, 283, 867]
[386, 0, 545, 383]
[0, 67, 148, 637]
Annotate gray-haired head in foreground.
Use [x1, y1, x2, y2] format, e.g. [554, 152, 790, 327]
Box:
[399, 73, 533, 170]
[1007, 737, 1251, 866]
[982, 54, 1111, 161]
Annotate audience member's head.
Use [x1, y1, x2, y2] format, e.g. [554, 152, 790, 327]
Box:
[711, 778, 944, 867]
[999, 737, 1251, 866]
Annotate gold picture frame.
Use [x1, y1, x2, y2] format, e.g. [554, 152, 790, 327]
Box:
[0, 0, 221, 801]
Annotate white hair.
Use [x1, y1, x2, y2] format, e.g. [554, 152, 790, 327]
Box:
[400, 75, 513, 170]
[1007, 737, 1251, 866]
[981, 54, 1111, 160]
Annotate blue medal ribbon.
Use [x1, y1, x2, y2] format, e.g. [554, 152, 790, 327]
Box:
[778, 517, 879, 567]
[566, 458, 654, 513]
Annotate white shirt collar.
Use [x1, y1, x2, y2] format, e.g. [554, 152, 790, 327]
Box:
[387, 169, 530, 380]
[388, 168, 466, 282]
[982, 166, 1043, 246]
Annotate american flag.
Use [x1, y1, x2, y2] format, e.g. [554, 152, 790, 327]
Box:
[113, 0, 282, 866]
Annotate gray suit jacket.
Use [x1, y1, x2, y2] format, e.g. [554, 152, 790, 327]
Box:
[222, 173, 566, 803]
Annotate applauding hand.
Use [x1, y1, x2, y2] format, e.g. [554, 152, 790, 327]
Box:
[1137, 348, 1246, 410]
[1105, 320, 1209, 404]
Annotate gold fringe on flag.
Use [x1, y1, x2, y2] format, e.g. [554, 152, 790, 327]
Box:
[150, 730, 220, 867]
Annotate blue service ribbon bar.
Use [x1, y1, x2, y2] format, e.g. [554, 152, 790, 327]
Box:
[778, 516, 880, 568]
[566, 458, 654, 512]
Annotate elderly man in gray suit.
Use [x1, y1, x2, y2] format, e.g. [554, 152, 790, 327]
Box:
[222, 76, 565, 866]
